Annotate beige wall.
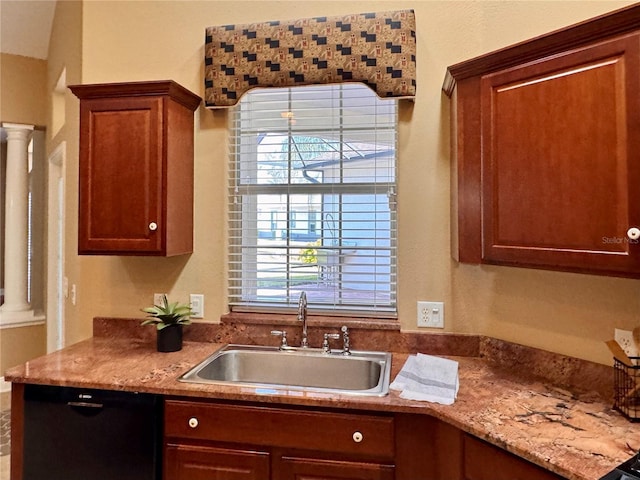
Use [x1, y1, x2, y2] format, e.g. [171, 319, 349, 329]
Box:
[0, 325, 46, 372]
[0, 53, 47, 126]
[0, 54, 48, 374]
[56, 0, 639, 365]
[0, 1, 83, 377]
[46, 0, 84, 346]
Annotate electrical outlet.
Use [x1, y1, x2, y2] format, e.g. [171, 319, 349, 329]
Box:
[615, 328, 638, 357]
[417, 301, 444, 328]
[190, 294, 204, 319]
[153, 293, 167, 306]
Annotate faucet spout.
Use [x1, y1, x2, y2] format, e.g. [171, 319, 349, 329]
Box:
[297, 291, 308, 348]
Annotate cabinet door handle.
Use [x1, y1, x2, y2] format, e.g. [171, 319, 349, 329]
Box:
[149, 222, 158, 231]
[352, 431, 363, 443]
[627, 227, 640, 241]
[188, 417, 199, 428]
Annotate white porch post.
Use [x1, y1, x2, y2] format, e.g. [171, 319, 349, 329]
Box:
[0, 123, 36, 324]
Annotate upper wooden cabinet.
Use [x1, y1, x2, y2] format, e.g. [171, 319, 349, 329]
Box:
[444, 5, 640, 277]
[70, 81, 201, 256]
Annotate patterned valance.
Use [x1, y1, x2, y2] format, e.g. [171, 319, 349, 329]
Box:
[204, 10, 416, 108]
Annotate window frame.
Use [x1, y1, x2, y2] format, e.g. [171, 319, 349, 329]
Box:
[228, 84, 398, 317]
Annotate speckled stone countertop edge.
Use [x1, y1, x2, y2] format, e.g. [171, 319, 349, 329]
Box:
[5, 319, 638, 480]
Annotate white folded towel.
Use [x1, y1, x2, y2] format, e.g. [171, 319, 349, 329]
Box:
[390, 353, 459, 405]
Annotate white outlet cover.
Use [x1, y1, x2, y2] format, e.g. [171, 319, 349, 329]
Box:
[615, 328, 638, 357]
[153, 293, 167, 306]
[190, 294, 204, 319]
[417, 301, 444, 328]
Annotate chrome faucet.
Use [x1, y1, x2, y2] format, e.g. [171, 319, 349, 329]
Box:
[270, 330, 289, 350]
[321, 332, 340, 353]
[341, 325, 351, 355]
[297, 291, 309, 348]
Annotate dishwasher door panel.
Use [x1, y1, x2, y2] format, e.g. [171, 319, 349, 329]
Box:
[23, 384, 161, 480]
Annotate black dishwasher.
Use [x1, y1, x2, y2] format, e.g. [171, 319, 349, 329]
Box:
[23, 384, 162, 480]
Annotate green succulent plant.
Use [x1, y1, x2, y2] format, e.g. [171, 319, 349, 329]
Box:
[141, 295, 192, 330]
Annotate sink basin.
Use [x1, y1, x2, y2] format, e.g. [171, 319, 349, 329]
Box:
[179, 344, 392, 396]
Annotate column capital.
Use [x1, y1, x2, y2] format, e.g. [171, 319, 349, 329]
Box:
[2, 123, 35, 143]
[2, 122, 35, 131]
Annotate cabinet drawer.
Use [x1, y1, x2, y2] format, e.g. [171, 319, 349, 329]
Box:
[278, 456, 395, 480]
[165, 444, 269, 480]
[165, 400, 395, 460]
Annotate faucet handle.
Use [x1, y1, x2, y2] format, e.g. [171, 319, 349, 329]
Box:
[321, 333, 341, 353]
[341, 325, 351, 356]
[270, 330, 288, 350]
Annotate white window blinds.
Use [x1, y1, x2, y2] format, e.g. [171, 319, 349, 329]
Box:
[229, 83, 397, 316]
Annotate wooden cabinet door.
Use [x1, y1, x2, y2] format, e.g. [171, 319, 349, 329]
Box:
[463, 435, 565, 480]
[165, 444, 270, 480]
[78, 95, 164, 254]
[480, 33, 640, 275]
[277, 456, 395, 480]
[72, 80, 200, 256]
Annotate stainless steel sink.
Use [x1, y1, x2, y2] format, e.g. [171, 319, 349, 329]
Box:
[179, 344, 391, 396]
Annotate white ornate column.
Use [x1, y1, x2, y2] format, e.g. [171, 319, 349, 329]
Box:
[0, 122, 37, 325]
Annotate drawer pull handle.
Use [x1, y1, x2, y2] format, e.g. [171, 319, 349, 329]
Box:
[628, 227, 640, 241]
[149, 222, 158, 231]
[188, 417, 199, 428]
[352, 431, 363, 443]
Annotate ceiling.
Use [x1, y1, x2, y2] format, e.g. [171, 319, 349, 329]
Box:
[0, 0, 57, 60]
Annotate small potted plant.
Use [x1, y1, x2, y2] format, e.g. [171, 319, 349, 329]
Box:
[141, 295, 192, 352]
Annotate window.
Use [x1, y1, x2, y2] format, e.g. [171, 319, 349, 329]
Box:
[229, 83, 397, 316]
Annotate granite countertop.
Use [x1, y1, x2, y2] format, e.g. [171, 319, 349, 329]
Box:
[5, 335, 640, 480]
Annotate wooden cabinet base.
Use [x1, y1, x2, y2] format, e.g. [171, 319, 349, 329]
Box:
[463, 435, 565, 480]
[11, 389, 569, 480]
